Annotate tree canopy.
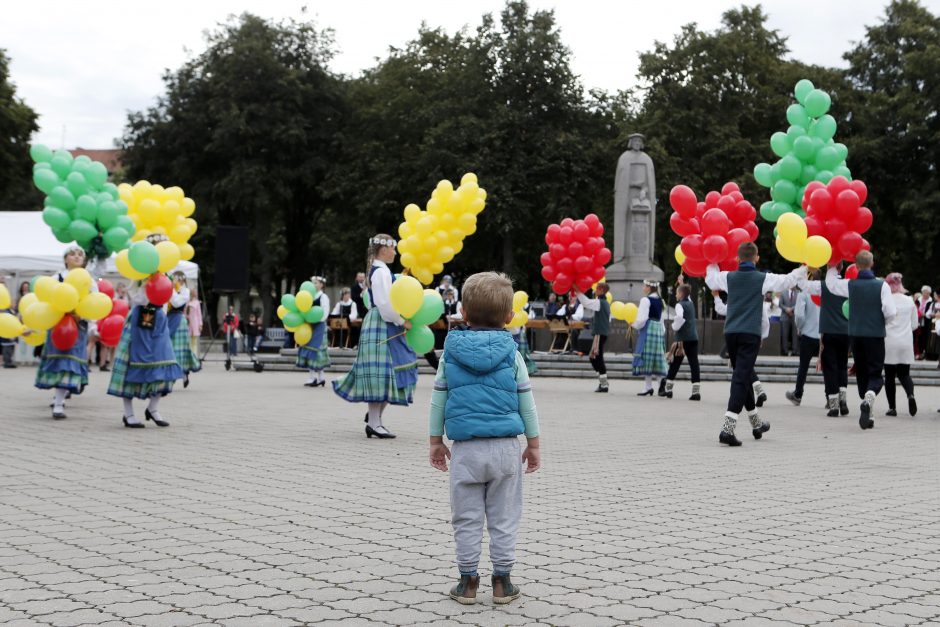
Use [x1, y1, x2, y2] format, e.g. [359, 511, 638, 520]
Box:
[0, 49, 40, 212]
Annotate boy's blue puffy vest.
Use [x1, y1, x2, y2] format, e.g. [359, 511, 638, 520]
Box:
[443, 329, 524, 441]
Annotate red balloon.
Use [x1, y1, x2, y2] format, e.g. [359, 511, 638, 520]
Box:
[849, 180, 868, 205]
[682, 258, 709, 277]
[695, 202, 706, 220]
[845, 263, 859, 280]
[553, 273, 571, 294]
[861, 238, 871, 252]
[51, 315, 78, 351]
[573, 221, 590, 242]
[540, 252, 553, 267]
[556, 257, 574, 275]
[726, 228, 750, 252]
[546, 224, 561, 244]
[719, 258, 739, 272]
[558, 226, 573, 245]
[575, 276, 593, 292]
[729, 200, 751, 225]
[729, 191, 744, 202]
[550, 243, 566, 260]
[704, 191, 721, 209]
[146, 274, 173, 306]
[702, 235, 729, 264]
[110, 298, 129, 319]
[804, 216, 825, 238]
[838, 231, 864, 260]
[669, 185, 698, 219]
[583, 237, 600, 254]
[584, 213, 604, 237]
[594, 247, 612, 266]
[670, 212, 700, 237]
[810, 189, 834, 219]
[717, 195, 736, 214]
[541, 266, 556, 282]
[574, 255, 592, 274]
[701, 208, 730, 236]
[591, 266, 606, 283]
[97, 279, 115, 299]
[743, 221, 759, 242]
[721, 182, 740, 195]
[811, 294, 821, 307]
[827, 175, 851, 197]
[802, 181, 826, 210]
[835, 190, 861, 221]
[825, 218, 848, 242]
[560, 218, 574, 228]
[853, 207, 873, 234]
[99, 314, 125, 347]
[680, 234, 704, 260]
[568, 241, 585, 258]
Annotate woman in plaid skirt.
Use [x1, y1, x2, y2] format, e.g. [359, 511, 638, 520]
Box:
[35, 246, 95, 420]
[299, 276, 331, 387]
[632, 280, 668, 396]
[167, 272, 201, 388]
[333, 235, 417, 439]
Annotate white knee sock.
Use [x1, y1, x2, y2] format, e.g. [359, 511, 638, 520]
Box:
[53, 388, 67, 412]
[316, 370, 324, 383]
[123, 398, 142, 424]
[644, 375, 653, 391]
[147, 396, 162, 421]
[367, 402, 384, 430]
[306, 369, 317, 384]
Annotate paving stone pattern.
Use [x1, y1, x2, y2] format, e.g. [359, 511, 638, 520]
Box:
[1, 365, 939, 626]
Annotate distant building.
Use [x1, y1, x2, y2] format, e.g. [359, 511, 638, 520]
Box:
[69, 148, 123, 175]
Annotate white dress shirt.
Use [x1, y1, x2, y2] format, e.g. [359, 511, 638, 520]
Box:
[705, 263, 806, 295]
[317, 293, 331, 319]
[370, 261, 403, 325]
[671, 303, 685, 332]
[331, 299, 359, 321]
[824, 267, 896, 322]
[169, 285, 189, 309]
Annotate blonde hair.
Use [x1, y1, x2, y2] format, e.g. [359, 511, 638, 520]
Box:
[855, 250, 873, 269]
[461, 272, 513, 328]
[364, 233, 395, 288]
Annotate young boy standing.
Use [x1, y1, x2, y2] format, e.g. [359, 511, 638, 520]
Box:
[798, 264, 851, 416]
[663, 283, 701, 400]
[428, 272, 541, 605]
[575, 283, 611, 392]
[705, 242, 806, 446]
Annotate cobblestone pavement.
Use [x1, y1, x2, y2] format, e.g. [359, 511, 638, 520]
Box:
[1, 363, 939, 626]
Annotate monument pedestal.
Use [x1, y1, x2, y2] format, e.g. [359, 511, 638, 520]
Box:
[606, 260, 664, 304]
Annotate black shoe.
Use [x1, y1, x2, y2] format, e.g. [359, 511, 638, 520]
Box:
[145, 409, 170, 427]
[886, 408, 897, 417]
[827, 407, 840, 417]
[3, 364, 16, 368]
[785, 391, 801, 406]
[637, 389, 654, 397]
[755, 391, 767, 407]
[657, 380, 667, 397]
[65, 391, 72, 399]
[839, 400, 849, 416]
[594, 385, 608, 393]
[123, 416, 144, 428]
[365, 425, 396, 439]
[363, 411, 369, 424]
[448, 575, 479, 605]
[317, 380, 326, 387]
[752, 421, 770, 440]
[304, 382, 317, 387]
[688, 393, 700, 401]
[100, 364, 109, 372]
[183, 374, 189, 389]
[52, 411, 66, 420]
[859, 402, 874, 430]
[719, 431, 742, 447]
[908, 396, 917, 417]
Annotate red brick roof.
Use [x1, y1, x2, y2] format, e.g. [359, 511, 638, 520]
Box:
[69, 149, 123, 173]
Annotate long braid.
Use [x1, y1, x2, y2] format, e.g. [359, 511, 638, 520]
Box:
[364, 234, 394, 289]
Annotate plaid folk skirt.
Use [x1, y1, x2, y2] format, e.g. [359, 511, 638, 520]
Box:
[632, 319, 668, 376]
[107, 308, 183, 400]
[34, 324, 89, 393]
[296, 322, 330, 370]
[169, 312, 201, 374]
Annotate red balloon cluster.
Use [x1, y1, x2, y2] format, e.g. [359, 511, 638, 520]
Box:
[97, 279, 128, 348]
[669, 182, 760, 277]
[801, 176, 871, 265]
[51, 315, 79, 350]
[540, 215, 611, 294]
[97, 278, 115, 299]
[146, 274, 173, 306]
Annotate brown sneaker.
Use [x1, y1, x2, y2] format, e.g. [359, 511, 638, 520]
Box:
[491, 574, 521, 604]
[448, 575, 479, 604]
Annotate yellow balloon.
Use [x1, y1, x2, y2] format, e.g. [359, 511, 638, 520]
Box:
[803, 235, 832, 268]
[610, 301, 626, 320]
[606, 292, 613, 303]
[295, 290, 313, 312]
[506, 311, 528, 329]
[138, 198, 161, 227]
[180, 197, 196, 217]
[460, 172, 478, 186]
[155, 241, 182, 273]
[23, 302, 61, 331]
[294, 323, 312, 346]
[34, 276, 57, 303]
[0, 284, 9, 309]
[165, 186, 185, 202]
[116, 249, 148, 280]
[75, 293, 113, 321]
[179, 243, 195, 261]
[277, 305, 288, 320]
[512, 291, 529, 312]
[437, 247, 455, 263]
[131, 228, 152, 242]
[389, 276, 424, 318]
[403, 203, 421, 223]
[169, 224, 190, 244]
[398, 222, 414, 240]
[415, 269, 434, 286]
[400, 252, 417, 269]
[675, 245, 686, 267]
[777, 212, 807, 242]
[64, 268, 92, 296]
[161, 200, 181, 225]
[776, 236, 804, 263]
[22, 329, 46, 346]
[17, 293, 37, 313]
[184, 218, 198, 235]
[0, 312, 24, 338]
[51, 282, 79, 313]
[624, 302, 639, 325]
[416, 217, 434, 236]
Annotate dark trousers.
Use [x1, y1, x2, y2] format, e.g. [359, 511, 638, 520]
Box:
[725, 333, 761, 414]
[821, 333, 849, 396]
[589, 335, 607, 375]
[884, 364, 914, 410]
[2, 344, 13, 367]
[851, 336, 885, 398]
[666, 340, 700, 383]
[781, 315, 797, 354]
[424, 350, 440, 371]
[794, 335, 820, 398]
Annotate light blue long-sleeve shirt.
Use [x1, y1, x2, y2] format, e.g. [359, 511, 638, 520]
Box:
[794, 291, 819, 340]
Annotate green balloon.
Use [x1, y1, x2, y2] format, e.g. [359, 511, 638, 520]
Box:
[65, 172, 89, 198]
[833, 165, 852, 180]
[33, 168, 60, 194]
[778, 155, 801, 180]
[103, 227, 130, 251]
[68, 219, 98, 243]
[759, 201, 776, 221]
[800, 164, 818, 185]
[792, 136, 815, 161]
[815, 170, 834, 184]
[810, 115, 837, 140]
[410, 292, 445, 327]
[49, 186, 76, 210]
[283, 312, 303, 328]
[786, 104, 811, 129]
[73, 155, 92, 166]
[771, 202, 792, 219]
[406, 325, 434, 354]
[303, 305, 325, 324]
[769, 161, 783, 184]
[53, 149, 73, 163]
[42, 207, 71, 230]
[50, 156, 71, 179]
[115, 215, 135, 235]
[804, 89, 831, 118]
[29, 144, 53, 164]
[128, 241, 160, 274]
[794, 79, 815, 104]
[832, 143, 849, 162]
[771, 180, 797, 204]
[299, 281, 318, 298]
[102, 182, 119, 200]
[75, 195, 98, 223]
[85, 162, 108, 189]
[97, 200, 119, 229]
[842, 301, 850, 319]
[815, 146, 840, 171]
[786, 125, 807, 141]
[753, 163, 773, 187]
[115, 200, 129, 215]
[770, 132, 791, 158]
[281, 293, 298, 312]
[29, 275, 41, 292]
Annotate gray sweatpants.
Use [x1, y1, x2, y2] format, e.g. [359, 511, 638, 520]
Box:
[450, 437, 523, 575]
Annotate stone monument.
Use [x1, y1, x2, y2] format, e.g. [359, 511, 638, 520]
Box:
[606, 133, 664, 304]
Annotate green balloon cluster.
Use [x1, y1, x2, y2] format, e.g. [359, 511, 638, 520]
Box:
[30, 144, 136, 256]
[753, 80, 852, 222]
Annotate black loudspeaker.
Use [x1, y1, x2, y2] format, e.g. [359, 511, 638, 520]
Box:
[213, 226, 250, 292]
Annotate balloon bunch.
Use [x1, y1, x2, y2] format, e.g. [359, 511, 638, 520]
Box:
[753, 79, 852, 222]
[506, 291, 529, 328]
[668, 182, 760, 277]
[799, 176, 872, 264]
[540, 214, 611, 295]
[610, 301, 639, 324]
[389, 276, 444, 353]
[118, 181, 198, 261]
[397, 174, 487, 285]
[277, 281, 325, 346]
[30, 145, 137, 256]
[774, 213, 833, 267]
[95, 279, 129, 348]
[114, 240, 181, 304]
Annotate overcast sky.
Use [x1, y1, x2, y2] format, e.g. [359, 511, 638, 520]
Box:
[3, 0, 934, 148]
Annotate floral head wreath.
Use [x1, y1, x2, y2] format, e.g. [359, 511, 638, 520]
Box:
[370, 236, 396, 247]
[643, 279, 659, 288]
[63, 245, 85, 260]
[311, 275, 326, 285]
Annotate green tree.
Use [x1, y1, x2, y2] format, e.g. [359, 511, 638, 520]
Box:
[843, 0, 940, 288]
[0, 49, 40, 211]
[121, 13, 345, 323]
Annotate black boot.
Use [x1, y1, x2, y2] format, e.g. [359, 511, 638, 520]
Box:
[657, 379, 667, 397]
[719, 431, 742, 446]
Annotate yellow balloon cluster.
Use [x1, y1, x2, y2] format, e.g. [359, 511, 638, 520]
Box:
[610, 301, 639, 324]
[16, 270, 113, 336]
[775, 212, 832, 267]
[506, 291, 529, 328]
[118, 181, 197, 262]
[397, 173, 486, 285]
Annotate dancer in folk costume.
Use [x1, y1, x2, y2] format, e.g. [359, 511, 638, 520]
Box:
[299, 276, 331, 387]
[798, 264, 851, 416]
[713, 290, 770, 406]
[632, 280, 668, 396]
[333, 235, 418, 439]
[662, 283, 701, 400]
[706, 242, 806, 446]
[108, 235, 184, 428]
[185, 287, 203, 356]
[785, 276, 821, 407]
[575, 284, 611, 392]
[167, 271, 201, 388]
[35, 246, 96, 420]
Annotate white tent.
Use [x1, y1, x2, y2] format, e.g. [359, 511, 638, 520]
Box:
[0, 211, 199, 292]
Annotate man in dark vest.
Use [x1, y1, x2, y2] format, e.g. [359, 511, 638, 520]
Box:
[662, 283, 701, 400]
[575, 283, 611, 392]
[799, 264, 851, 416]
[824, 251, 896, 429]
[706, 242, 806, 446]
